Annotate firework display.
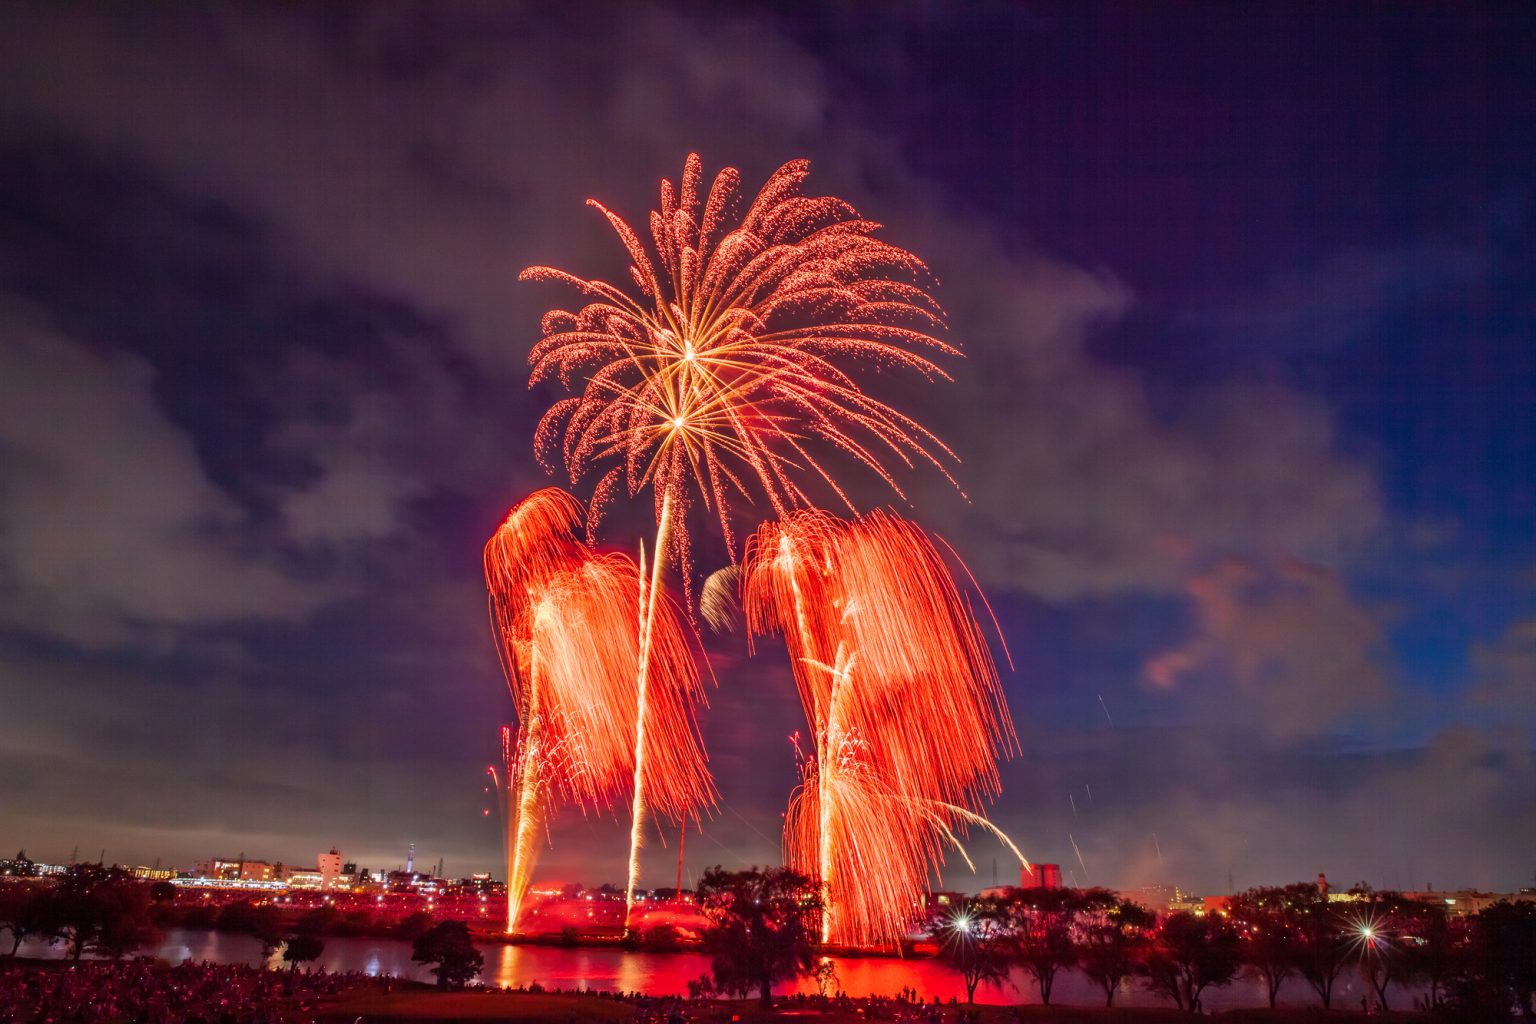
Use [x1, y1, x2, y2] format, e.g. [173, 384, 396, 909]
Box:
[522, 153, 974, 915]
[505, 153, 1018, 942]
[522, 151, 961, 571]
[742, 510, 1020, 947]
[483, 488, 712, 932]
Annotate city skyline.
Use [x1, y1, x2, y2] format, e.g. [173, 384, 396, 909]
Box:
[0, 4, 1533, 896]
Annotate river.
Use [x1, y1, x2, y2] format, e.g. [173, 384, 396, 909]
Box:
[18, 928, 1407, 1010]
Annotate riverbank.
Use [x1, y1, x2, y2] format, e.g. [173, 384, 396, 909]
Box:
[0, 959, 1438, 1023]
[13, 927, 1412, 1011]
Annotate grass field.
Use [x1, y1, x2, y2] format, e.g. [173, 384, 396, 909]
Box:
[315, 987, 1434, 1024]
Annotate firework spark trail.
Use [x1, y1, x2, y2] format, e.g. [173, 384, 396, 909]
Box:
[1069, 832, 1089, 883]
[522, 154, 963, 916]
[743, 510, 1020, 947]
[484, 488, 712, 932]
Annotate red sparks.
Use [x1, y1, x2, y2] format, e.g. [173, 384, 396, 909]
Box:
[484, 488, 714, 932]
[742, 510, 1021, 948]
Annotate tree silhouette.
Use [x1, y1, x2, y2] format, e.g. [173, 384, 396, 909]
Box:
[412, 920, 484, 990]
[1227, 884, 1309, 1009]
[696, 866, 822, 1008]
[930, 896, 1011, 1004]
[0, 886, 54, 957]
[1475, 899, 1536, 1017]
[282, 932, 324, 969]
[1142, 910, 1240, 1013]
[1078, 896, 1152, 1007]
[1011, 888, 1089, 1006]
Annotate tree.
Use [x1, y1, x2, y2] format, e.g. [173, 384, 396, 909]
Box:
[44, 863, 153, 961]
[639, 923, 685, 951]
[1475, 899, 1536, 1017]
[412, 920, 484, 990]
[930, 896, 1011, 1004]
[1407, 902, 1464, 1008]
[1142, 911, 1240, 1013]
[1227, 885, 1308, 1009]
[1010, 888, 1087, 1006]
[396, 909, 435, 940]
[696, 866, 822, 1008]
[250, 904, 287, 962]
[1293, 889, 1350, 1009]
[282, 932, 324, 969]
[148, 881, 176, 904]
[296, 904, 342, 935]
[1078, 897, 1153, 1007]
[217, 899, 261, 933]
[87, 875, 158, 961]
[0, 886, 54, 957]
[1348, 890, 1429, 1012]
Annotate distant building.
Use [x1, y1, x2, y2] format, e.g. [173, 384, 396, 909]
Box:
[197, 857, 277, 882]
[1403, 889, 1536, 917]
[1118, 883, 1177, 911]
[317, 849, 343, 890]
[1168, 888, 1205, 915]
[0, 851, 36, 877]
[1021, 863, 1062, 889]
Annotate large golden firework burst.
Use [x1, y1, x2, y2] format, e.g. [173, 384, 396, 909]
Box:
[522, 153, 962, 570]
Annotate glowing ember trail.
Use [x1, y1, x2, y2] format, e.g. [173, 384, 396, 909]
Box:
[742, 510, 1023, 948]
[484, 488, 712, 933]
[522, 154, 963, 916]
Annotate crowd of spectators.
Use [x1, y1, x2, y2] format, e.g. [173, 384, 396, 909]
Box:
[0, 959, 381, 1024]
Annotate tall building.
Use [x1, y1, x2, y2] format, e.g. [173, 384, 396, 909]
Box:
[317, 849, 343, 890]
[1022, 863, 1062, 889]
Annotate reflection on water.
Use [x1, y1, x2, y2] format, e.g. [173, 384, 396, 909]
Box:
[18, 928, 1389, 1009]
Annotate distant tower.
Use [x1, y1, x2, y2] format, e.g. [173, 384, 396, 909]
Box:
[1317, 872, 1329, 896]
[406, 843, 415, 874]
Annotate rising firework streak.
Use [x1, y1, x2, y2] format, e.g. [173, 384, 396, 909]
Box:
[522, 154, 966, 917]
[483, 488, 713, 932]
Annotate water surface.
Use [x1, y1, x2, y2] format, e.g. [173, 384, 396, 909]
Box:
[19, 928, 1405, 1010]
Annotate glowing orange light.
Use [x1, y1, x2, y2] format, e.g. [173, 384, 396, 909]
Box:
[742, 510, 1022, 948]
[484, 488, 713, 933]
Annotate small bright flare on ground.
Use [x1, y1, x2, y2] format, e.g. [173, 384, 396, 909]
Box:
[522, 154, 968, 918]
[484, 488, 713, 933]
[742, 509, 1022, 948]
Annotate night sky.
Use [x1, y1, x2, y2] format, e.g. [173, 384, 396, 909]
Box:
[1, 4, 1532, 895]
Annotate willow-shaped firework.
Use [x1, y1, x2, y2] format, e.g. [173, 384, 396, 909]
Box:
[484, 488, 713, 933]
[522, 153, 965, 915]
[742, 510, 1022, 948]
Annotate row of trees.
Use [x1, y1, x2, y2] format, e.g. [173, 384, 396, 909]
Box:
[931, 882, 1536, 1015]
[681, 869, 1536, 1017]
[1, 865, 484, 990]
[0, 864, 158, 961]
[8, 865, 1534, 1011]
